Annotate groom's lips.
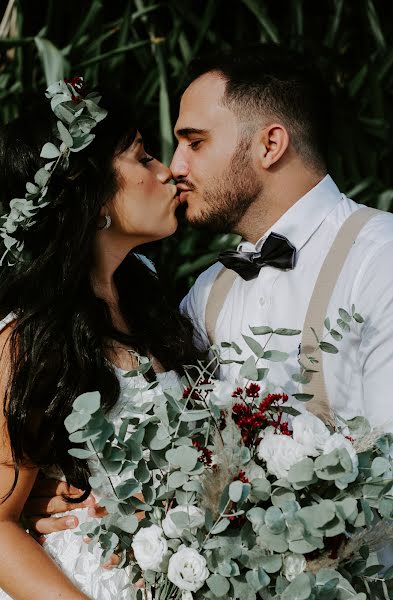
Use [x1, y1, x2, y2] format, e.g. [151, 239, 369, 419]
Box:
[176, 185, 194, 204]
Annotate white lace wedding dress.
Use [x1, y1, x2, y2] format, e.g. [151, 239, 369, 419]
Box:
[0, 313, 181, 600]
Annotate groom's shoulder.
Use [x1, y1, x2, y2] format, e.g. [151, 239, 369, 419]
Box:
[341, 196, 393, 243]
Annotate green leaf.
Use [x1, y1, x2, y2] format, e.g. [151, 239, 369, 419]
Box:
[34, 167, 51, 187]
[115, 480, 140, 500]
[179, 409, 211, 422]
[239, 355, 258, 380]
[64, 411, 91, 433]
[383, 565, 393, 580]
[116, 515, 139, 534]
[250, 478, 271, 500]
[371, 456, 390, 477]
[249, 325, 273, 335]
[263, 350, 289, 362]
[210, 518, 230, 534]
[353, 313, 364, 323]
[260, 554, 282, 573]
[206, 574, 230, 597]
[339, 308, 351, 322]
[40, 142, 60, 159]
[319, 341, 338, 354]
[287, 457, 315, 485]
[229, 480, 244, 502]
[246, 568, 271, 591]
[292, 373, 312, 385]
[274, 328, 301, 336]
[329, 329, 343, 341]
[281, 573, 311, 600]
[337, 318, 350, 333]
[324, 317, 331, 330]
[264, 506, 286, 534]
[168, 471, 188, 489]
[68, 447, 95, 459]
[34, 37, 65, 85]
[292, 393, 314, 401]
[242, 334, 264, 358]
[73, 391, 101, 413]
[57, 121, 74, 147]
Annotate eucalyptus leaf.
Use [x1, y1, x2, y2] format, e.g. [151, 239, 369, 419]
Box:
[249, 325, 273, 335]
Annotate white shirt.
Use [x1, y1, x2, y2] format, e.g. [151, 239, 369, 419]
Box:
[181, 175, 393, 430]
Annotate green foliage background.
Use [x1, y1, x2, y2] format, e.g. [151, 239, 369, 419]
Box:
[0, 0, 392, 298]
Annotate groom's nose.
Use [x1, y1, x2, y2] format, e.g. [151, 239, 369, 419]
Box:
[170, 146, 189, 180]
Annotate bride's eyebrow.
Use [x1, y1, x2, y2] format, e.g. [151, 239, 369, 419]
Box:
[130, 135, 143, 150]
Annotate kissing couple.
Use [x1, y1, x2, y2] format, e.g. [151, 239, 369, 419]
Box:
[0, 46, 393, 599]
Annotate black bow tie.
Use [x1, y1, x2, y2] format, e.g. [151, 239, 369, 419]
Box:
[218, 232, 296, 281]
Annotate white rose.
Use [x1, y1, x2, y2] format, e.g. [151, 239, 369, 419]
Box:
[258, 431, 307, 479]
[210, 380, 235, 409]
[162, 505, 205, 539]
[131, 524, 168, 572]
[284, 554, 307, 581]
[323, 433, 359, 489]
[292, 412, 330, 457]
[167, 545, 209, 592]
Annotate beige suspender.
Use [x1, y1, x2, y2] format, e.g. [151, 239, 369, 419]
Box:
[299, 206, 380, 423]
[205, 268, 237, 345]
[205, 206, 381, 423]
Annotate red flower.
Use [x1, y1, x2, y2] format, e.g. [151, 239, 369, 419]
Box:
[182, 386, 201, 400]
[232, 387, 243, 398]
[246, 383, 260, 398]
[192, 440, 212, 466]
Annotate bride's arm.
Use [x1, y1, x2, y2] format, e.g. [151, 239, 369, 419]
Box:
[0, 327, 89, 600]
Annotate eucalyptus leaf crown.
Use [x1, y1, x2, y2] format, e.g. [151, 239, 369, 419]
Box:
[0, 77, 108, 266]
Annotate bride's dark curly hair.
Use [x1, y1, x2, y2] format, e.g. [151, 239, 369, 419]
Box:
[0, 93, 199, 500]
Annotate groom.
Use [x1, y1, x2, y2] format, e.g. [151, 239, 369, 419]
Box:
[25, 47, 393, 536]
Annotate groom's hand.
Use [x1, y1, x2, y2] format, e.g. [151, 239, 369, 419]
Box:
[24, 474, 101, 539]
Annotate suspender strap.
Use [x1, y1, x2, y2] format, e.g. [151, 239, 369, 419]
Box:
[300, 206, 380, 424]
[205, 268, 237, 345]
[205, 206, 380, 427]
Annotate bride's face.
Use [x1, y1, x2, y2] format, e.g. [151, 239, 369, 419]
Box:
[104, 133, 179, 244]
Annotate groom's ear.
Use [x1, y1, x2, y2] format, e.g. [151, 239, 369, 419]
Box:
[257, 124, 289, 169]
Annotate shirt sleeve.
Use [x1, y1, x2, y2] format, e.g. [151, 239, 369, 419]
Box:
[356, 240, 393, 431]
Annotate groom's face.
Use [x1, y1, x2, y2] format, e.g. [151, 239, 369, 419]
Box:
[171, 72, 262, 232]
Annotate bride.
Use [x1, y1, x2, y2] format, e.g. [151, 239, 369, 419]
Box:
[0, 79, 199, 599]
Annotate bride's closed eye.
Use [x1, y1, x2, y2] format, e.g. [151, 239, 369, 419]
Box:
[139, 155, 154, 165]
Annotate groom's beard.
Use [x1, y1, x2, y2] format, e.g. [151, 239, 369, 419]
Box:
[187, 137, 263, 233]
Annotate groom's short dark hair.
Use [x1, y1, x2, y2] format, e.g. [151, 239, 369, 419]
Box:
[189, 46, 330, 174]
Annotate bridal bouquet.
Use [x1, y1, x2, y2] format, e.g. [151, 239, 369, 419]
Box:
[66, 308, 393, 600]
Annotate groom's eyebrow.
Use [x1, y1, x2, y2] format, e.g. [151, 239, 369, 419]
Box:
[175, 127, 209, 139]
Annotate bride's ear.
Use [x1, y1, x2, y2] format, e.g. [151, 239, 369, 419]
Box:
[257, 124, 289, 169]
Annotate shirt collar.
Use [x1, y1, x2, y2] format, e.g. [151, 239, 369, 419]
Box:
[238, 175, 343, 253]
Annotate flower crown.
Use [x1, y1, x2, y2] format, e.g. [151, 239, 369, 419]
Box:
[0, 77, 108, 266]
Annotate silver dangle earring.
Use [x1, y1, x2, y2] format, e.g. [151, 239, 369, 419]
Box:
[98, 214, 111, 230]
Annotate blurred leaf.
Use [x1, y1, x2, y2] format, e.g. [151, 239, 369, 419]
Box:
[34, 37, 65, 85]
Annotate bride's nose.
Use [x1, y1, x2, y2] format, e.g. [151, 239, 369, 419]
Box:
[155, 162, 173, 184]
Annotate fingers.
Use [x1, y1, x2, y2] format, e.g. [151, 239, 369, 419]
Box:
[102, 554, 121, 570]
[27, 514, 80, 544]
[30, 476, 85, 499]
[87, 506, 108, 518]
[24, 493, 96, 516]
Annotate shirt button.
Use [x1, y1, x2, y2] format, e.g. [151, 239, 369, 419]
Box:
[259, 297, 266, 306]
